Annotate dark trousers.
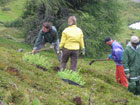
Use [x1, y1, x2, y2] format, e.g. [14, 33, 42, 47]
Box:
[60, 48, 78, 71]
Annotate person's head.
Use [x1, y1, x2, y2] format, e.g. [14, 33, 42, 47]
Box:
[130, 35, 139, 47]
[68, 16, 77, 26]
[104, 37, 113, 46]
[42, 22, 52, 32]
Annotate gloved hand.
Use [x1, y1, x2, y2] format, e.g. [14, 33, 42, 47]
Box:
[107, 57, 110, 60]
[107, 54, 112, 60]
[57, 49, 61, 55]
[126, 73, 130, 79]
[32, 49, 37, 54]
[49, 45, 54, 49]
[82, 48, 85, 55]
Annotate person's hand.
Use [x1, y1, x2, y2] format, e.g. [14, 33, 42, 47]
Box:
[126, 73, 130, 79]
[107, 57, 110, 60]
[50, 45, 54, 49]
[32, 49, 37, 54]
[57, 49, 61, 55]
[82, 48, 85, 56]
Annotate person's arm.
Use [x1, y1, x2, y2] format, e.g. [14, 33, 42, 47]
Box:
[80, 32, 85, 55]
[59, 31, 67, 49]
[34, 29, 43, 49]
[80, 32, 85, 50]
[52, 26, 58, 44]
[122, 50, 130, 75]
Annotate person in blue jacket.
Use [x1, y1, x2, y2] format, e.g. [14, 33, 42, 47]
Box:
[105, 37, 128, 88]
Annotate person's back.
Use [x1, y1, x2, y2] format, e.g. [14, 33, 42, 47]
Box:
[62, 25, 84, 50]
[59, 16, 85, 71]
[111, 41, 124, 65]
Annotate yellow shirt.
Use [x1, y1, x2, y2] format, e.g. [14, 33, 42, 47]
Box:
[59, 25, 85, 50]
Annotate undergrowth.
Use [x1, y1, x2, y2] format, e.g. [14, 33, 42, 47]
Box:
[57, 69, 85, 86]
[23, 53, 52, 69]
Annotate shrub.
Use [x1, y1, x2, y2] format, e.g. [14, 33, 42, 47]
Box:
[23, 53, 52, 69]
[1, 8, 11, 11]
[4, 18, 23, 27]
[30, 98, 42, 105]
[57, 69, 85, 86]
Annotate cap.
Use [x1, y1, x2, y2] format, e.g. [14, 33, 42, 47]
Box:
[130, 36, 139, 44]
[104, 37, 111, 43]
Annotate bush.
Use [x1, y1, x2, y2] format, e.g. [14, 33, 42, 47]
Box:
[1, 7, 11, 11]
[19, 0, 122, 58]
[30, 98, 42, 105]
[0, 0, 13, 6]
[23, 53, 52, 69]
[4, 18, 23, 27]
[57, 69, 85, 86]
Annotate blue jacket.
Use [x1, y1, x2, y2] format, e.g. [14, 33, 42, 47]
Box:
[108, 41, 124, 65]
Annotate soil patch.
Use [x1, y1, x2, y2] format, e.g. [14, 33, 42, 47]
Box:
[6, 67, 24, 81]
[53, 66, 60, 72]
[36, 65, 48, 71]
[73, 96, 82, 105]
[111, 98, 128, 105]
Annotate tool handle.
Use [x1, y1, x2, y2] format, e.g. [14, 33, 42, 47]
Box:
[89, 59, 112, 65]
[36, 48, 50, 52]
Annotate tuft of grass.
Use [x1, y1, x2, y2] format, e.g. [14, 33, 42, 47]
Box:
[0, 0, 27, 22]
[23, 53, 52, 69]
[30, 98, 42, 105]
[57, 69, 86, 86]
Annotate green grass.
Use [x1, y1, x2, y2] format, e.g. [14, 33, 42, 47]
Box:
[0, 0, 140, 104]
[116, 0, 140, 46]
[0, 27, 140, 104]
[0, 0, 26, 22]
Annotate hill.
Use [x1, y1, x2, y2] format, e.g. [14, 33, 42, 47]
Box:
[0, 0, 140, 104]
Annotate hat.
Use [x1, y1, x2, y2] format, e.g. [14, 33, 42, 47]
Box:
[104, 37, 111, 43]
[130, 36, 139, 44]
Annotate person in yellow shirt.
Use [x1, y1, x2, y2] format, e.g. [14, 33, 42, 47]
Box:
[58, 16, 85, 71]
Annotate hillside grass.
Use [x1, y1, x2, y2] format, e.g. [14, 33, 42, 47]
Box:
[0, 0, 26, 22]
[0, 0, 140, 104]
[0, 25, 140, 104]
[117, 0, 140, 45]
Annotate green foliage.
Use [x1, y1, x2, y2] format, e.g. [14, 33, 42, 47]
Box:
[0, 25, 140, 104]
[22, 0, 39, 19]
[57, 69, 85, 86]
[31, 98, 42, 105]
[23, 53, 52, 69]
[0, 0, 27, 22]
[4, 18, 24, 27]
[17, 0, 122, 57]
[0, 0, 12, 6]
[77, 0, 122, 57]
[1, 0, 140, 104]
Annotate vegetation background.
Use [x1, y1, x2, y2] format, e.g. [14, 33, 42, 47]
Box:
[0, 0, 140, 104]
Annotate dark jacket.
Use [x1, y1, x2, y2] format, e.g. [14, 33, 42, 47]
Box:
[122, 42, 140, 81]
[34, 26, 58, 48]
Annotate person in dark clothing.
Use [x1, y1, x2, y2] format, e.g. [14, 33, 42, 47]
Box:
[32, 22, 62, 62]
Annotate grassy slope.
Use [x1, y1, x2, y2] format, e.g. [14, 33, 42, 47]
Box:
[117, 0, 140, 45]
[0, 28, 140, 105]
[0, 0, 26, 22]
[0, 0, 140, 105]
